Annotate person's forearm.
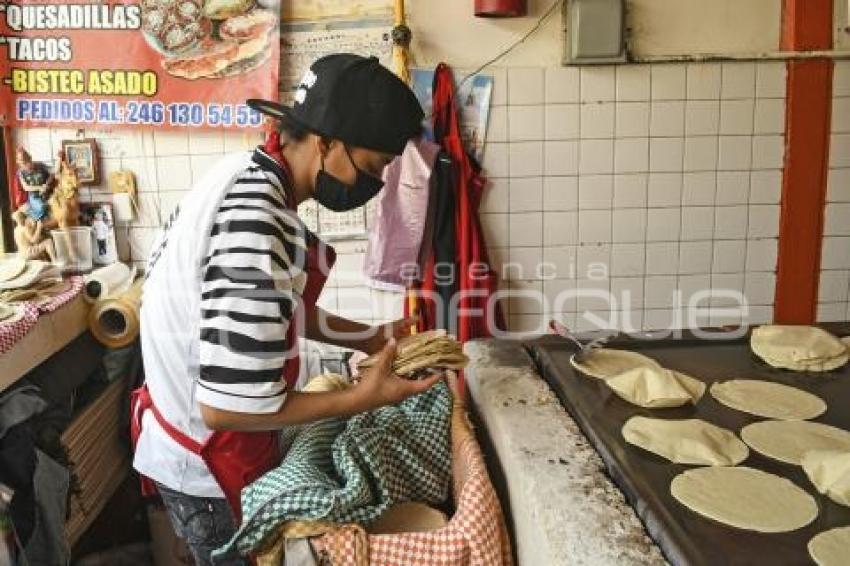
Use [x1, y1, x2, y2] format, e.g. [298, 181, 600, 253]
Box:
[201, 389, 372, 432]
[304, 306, 379, 353]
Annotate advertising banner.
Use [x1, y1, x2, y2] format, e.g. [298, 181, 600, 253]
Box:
[0, 0, 280, 129]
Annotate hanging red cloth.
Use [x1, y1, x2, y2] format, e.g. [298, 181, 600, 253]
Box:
[407, 63, 505, 342]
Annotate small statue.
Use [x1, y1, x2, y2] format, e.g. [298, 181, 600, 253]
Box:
[47, 150, 81, 231]
[12, 210, 56, 262]
[14, 147, 54, 223]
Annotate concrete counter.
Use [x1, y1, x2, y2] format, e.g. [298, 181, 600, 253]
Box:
[464, 339, 666, 566]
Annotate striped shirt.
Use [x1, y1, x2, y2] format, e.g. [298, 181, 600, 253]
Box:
[134, 148, 309, 497]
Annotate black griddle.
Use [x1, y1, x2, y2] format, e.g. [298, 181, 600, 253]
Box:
[526, 323, 850, 566]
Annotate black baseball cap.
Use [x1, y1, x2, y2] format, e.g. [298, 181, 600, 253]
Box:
[248, 54, 423, 156]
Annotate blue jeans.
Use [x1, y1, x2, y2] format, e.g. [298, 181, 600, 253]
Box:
[156, 483, 247, 566]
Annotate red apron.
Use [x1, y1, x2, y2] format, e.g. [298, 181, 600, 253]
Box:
[131, 203, 336, 522]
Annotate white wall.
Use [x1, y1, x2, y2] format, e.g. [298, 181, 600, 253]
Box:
[627, 0, 781, 58]
[410, 0, 788, 67]
[409, 0, 564, 68]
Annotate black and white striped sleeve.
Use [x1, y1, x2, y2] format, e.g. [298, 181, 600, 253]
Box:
[196, 173, 305, 414]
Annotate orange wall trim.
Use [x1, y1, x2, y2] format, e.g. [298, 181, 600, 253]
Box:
[774, 0, 833, 324]
[774, 61, 833, 324]
[781, 0, 833, 51]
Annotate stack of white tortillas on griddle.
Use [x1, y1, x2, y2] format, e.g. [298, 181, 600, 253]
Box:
[751, 325, 848, 372]
[710, 379, 827, 420]
[358, 330, 468, 378]
[623, 416, 748, 466]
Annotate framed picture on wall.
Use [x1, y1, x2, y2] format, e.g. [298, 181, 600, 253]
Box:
[61, 138, 100, 186]
[79, 202, 118, 265]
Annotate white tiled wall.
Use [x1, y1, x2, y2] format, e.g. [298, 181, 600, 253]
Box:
[481, 61, 784, 333]
[818, 61, 850, 322]
[12, 60, 787, 334]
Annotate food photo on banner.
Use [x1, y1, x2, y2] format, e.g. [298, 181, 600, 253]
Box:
[0, 0, 280, 129]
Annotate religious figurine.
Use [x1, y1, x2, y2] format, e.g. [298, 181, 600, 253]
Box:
[14, 148, 54, 223]
[12, 210, 56, 262]
[47, 150, 81, 231]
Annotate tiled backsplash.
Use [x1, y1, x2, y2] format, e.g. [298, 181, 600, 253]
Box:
[818, 60, 850, 322]
[10, 60, 847, 332]
[481, 61, 785, 333]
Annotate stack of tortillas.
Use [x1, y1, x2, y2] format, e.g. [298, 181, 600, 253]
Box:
[0, 257, 27, 283]
[358, 330, 468, 378]
[571, 348, 704, 408]
[751, 325, 848, 372]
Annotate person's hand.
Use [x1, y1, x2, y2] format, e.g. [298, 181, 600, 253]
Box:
[353, 338, 443, 410]
[365, 314, 420, 354]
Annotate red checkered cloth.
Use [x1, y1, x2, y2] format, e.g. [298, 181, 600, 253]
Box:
[312, 410, 513, 566]
[0, 276, 85, 355]
[38, 276, 84, 313]
[0, 304, 40, 356]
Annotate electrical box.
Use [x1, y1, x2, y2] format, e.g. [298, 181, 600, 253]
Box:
[566, 0, 626, 64]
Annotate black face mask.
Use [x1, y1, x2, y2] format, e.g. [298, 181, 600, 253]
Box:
[314, 145, 385, 212]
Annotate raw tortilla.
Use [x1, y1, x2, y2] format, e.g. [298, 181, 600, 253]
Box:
[606, 367, 706, 408]
[570, 348, 661, 380]
[809, 526, 850, 566]
[0, 258, 26, 282]
[622, 417, 748, 466]
[741, 420, 850, 465]
[751, 325, 848, 371]
[802, 450, 850, 507]
[710, 379, 826, 420]
[670, 466, 818, 532]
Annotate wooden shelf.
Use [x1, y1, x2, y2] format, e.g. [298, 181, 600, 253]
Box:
[0, 294, 90, 393]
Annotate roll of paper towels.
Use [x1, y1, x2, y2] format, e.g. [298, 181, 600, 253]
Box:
[84, 263, 135, 303]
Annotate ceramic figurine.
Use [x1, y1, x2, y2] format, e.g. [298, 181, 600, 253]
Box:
[48, 150, 81, 230]
[14, 148, 54, 223]
[12, 210, 56, 262]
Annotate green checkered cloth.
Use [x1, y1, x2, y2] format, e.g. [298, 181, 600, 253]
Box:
[217, 382, 452, 557]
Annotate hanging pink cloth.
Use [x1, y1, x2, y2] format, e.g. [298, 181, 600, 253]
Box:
[364, 137, 441, 290]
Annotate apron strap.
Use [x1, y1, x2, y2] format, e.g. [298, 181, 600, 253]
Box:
[147, 397, 206, 455]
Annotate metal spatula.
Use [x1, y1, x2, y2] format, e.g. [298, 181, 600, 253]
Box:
[549, 319, 612, 362]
